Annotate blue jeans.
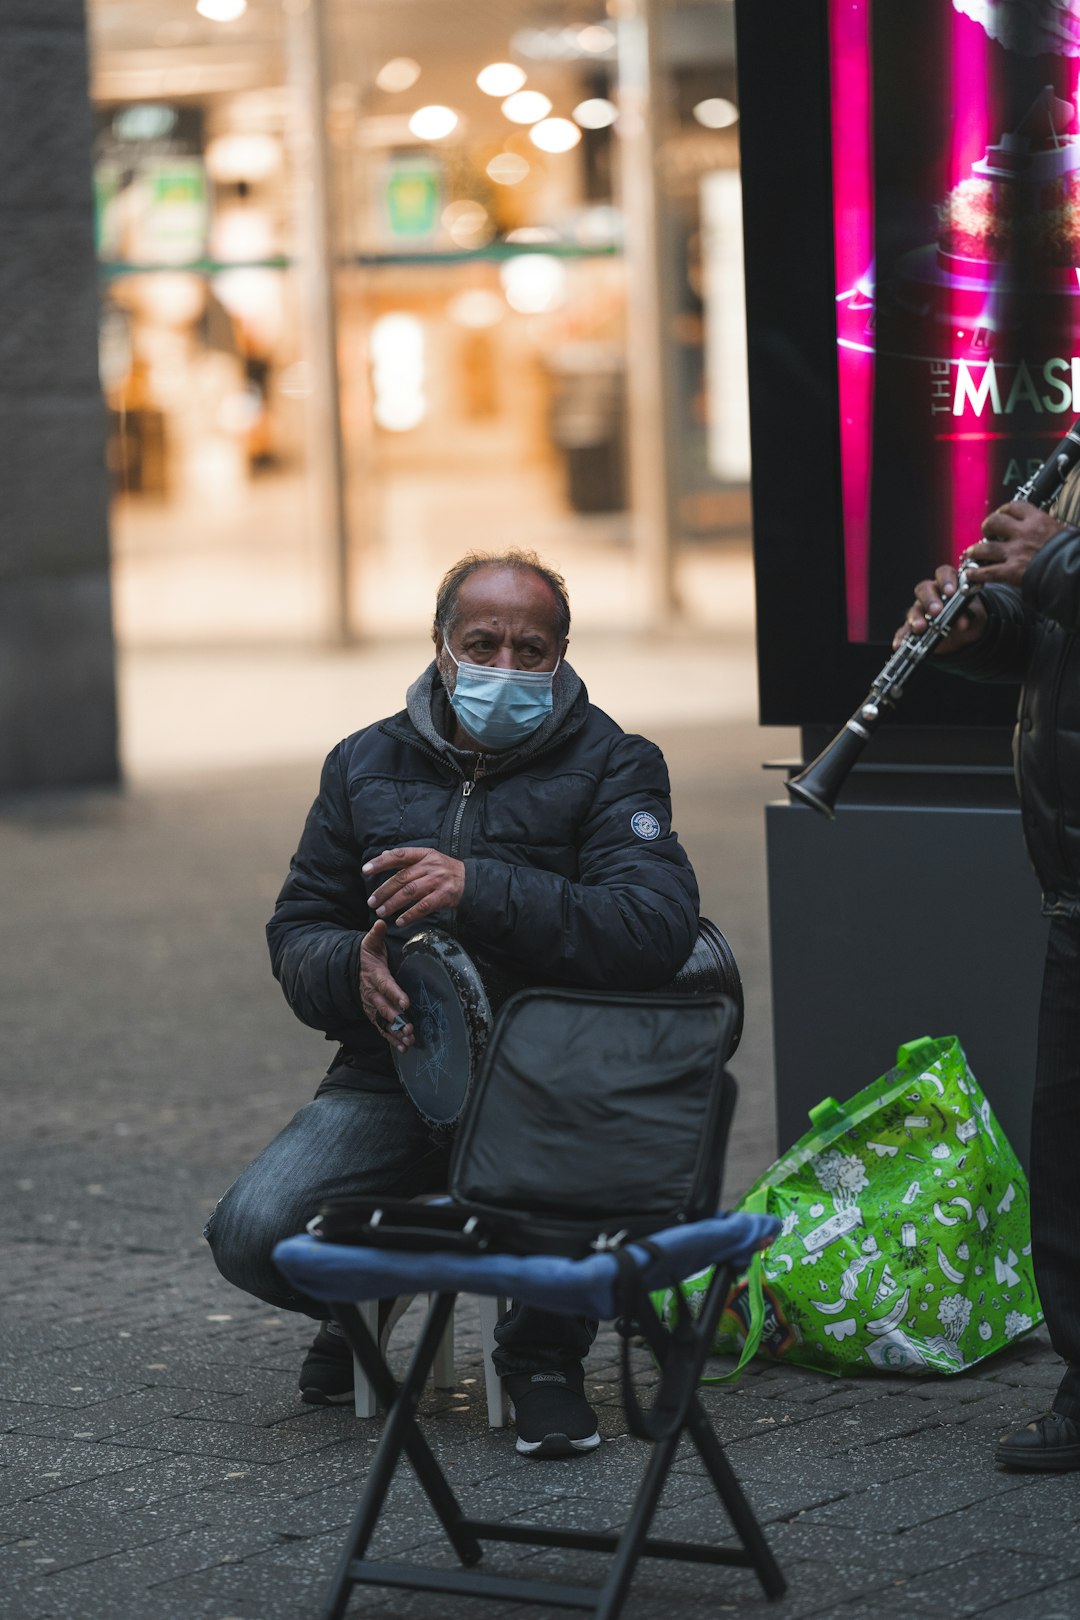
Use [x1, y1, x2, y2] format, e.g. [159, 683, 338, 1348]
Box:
[204, 1079, 596, 1376]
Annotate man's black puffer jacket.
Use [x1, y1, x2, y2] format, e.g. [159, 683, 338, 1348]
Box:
[941, 498, 1080, 917]
[266, 664, 700, 1078]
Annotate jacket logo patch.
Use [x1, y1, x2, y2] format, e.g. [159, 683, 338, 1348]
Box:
[630, 810, 661, 840]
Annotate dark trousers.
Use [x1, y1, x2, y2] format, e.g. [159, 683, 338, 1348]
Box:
[204, 1081, 595, 1377]
[1033, 917, 1080, 1417]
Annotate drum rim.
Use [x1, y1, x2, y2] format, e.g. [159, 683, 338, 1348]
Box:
[392, 927, 493, 1125]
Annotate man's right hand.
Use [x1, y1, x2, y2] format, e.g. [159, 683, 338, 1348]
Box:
[359, 919, 414, 1053]
[892, 565, 988, 653]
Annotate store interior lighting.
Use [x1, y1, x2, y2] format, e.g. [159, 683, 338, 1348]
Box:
[692, 97, 739, 129]
[407, 104, 459, 141]
[486, 151, 531, 186]
[500, 254, 567, 314]
[195, 0, 247, 22]
[476, 62, 527, 97]
[375, 57, 421, 93]
[529, 117, 581, 154]
[572, 97, 617, 130]
[501, 90, 552, 126]
[576, 24, 616, 53]
[442, 199, 493, 247]
[370, 313, 426, 432]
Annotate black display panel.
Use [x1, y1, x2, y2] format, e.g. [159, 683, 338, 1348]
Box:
[735, 0, 1077, 732]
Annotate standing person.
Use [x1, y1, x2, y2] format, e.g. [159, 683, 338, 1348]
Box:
[897, 486, 1080, 1469]
[205, 549, 701, 1459]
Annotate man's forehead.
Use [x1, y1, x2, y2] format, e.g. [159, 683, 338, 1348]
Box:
[453, 568, 560, 632]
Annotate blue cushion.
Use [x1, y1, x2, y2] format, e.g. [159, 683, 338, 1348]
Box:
[272, 1212, 778, 1321]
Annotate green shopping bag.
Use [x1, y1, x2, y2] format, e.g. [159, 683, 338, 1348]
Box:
[653, 1036, 1043, 1376]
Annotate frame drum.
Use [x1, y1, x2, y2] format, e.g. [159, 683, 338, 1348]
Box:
[392, 928, 493, 1125]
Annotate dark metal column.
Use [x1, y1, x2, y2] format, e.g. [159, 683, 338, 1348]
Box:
[0, 1, 118, 790]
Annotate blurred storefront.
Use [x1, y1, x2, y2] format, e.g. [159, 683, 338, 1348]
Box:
[87, 0, 749, 645]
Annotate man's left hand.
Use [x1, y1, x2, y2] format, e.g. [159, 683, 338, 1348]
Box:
[963, 501, 1066, 588]
[363, 847, 466, 927]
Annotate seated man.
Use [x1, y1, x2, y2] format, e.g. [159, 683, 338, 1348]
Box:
[205, 549, 700, 1458]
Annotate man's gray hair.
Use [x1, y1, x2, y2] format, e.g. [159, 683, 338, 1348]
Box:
[433, 550, 571, 642]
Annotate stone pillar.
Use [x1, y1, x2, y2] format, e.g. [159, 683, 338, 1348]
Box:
[0, 1, 118, 792]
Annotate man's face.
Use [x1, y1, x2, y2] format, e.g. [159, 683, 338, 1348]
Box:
[435, 567, 567, 687]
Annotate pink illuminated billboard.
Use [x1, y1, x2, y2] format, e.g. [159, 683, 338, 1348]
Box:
[831, 0, 1080, 640]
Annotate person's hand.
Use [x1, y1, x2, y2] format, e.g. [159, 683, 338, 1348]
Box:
[963, 500, 1066, 588]
[892, 565, 987, 652]
[363, 846, 466, 928]
[359, 919, 413, 1052]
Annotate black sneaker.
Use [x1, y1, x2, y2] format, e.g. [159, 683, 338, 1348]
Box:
[298, 1300, 411, 1406]
[504, 1364, 600, 1458]
[996, 1411, 1080, 1472]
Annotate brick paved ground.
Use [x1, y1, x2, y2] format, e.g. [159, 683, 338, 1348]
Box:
[3, 702, 1079, 1619]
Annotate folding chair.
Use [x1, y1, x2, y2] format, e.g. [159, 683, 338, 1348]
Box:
[274, 1212, 786, 1620]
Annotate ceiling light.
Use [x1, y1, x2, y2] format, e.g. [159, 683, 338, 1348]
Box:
[376, 57, 421, 93]
[577, 24, 616, 53]
[486, 151, 531, 186]
[529, 117, 581, 154]
[692, 97, 739, 130]
[476, 62, 527, 97]
[408, 105, 459, 141]
[572, 98, 617, 130]
[501, 90, 552, 126]
[196, 0, 247, 21]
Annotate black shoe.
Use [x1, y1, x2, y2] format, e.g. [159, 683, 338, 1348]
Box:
[504, 1364, 600, 1458]
[995, 1411, 1080, 1472]
[298, 1299, 412, 1406]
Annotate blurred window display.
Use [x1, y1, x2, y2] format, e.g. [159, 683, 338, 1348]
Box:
[87, 0, 750, 645]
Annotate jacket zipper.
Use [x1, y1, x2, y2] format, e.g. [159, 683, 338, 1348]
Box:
[450, 756, 485, 859]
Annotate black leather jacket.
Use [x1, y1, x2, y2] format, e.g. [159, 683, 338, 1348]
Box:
[943, 495, 1080, 917]
[266, 666, 700, 1076]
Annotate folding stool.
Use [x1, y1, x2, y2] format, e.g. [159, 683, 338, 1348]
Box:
[274, 1211, 786, 1620]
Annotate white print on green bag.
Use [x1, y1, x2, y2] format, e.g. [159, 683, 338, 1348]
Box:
[657, 1037, 1045, 1380]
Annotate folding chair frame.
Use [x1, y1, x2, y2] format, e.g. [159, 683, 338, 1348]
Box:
[319, 1262, 786, 1620]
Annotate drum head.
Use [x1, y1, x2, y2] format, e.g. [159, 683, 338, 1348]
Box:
[392, 929, 493, 1125]
[658, 918, 744, 1056]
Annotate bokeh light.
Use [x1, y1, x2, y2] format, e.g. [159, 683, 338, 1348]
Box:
[501, 90, 552, 126]
[441, 199, 494, 248]
[572, 98, 618, 130]
[529, 117, 582, 155]
[376, 58, 421, 93]
[692, 98, 739, 129]
[499, 254, 567, 313]
[486, 151, 531, 186]
[476, 63, 527, 97]
[196, 0, 247, 21]
[408, 105, 459, 141]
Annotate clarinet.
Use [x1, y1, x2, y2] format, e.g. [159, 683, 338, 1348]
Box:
[786, 418, 1080, 818]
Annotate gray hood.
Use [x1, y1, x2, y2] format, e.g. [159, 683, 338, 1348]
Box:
[405, 657, 585, 771]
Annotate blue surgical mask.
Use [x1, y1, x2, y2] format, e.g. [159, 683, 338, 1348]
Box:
[443, 646, 561, 750]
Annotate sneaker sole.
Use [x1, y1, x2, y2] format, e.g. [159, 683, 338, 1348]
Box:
[995, 1443, 1080, 1471]
[515, 1431, 601, 1458]
[300, 1387, 355, 1406]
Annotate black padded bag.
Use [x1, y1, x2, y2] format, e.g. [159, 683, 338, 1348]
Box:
[447, 988, 738, 1248]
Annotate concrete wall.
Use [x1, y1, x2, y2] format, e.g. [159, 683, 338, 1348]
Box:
[0, 0, 118, 792]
